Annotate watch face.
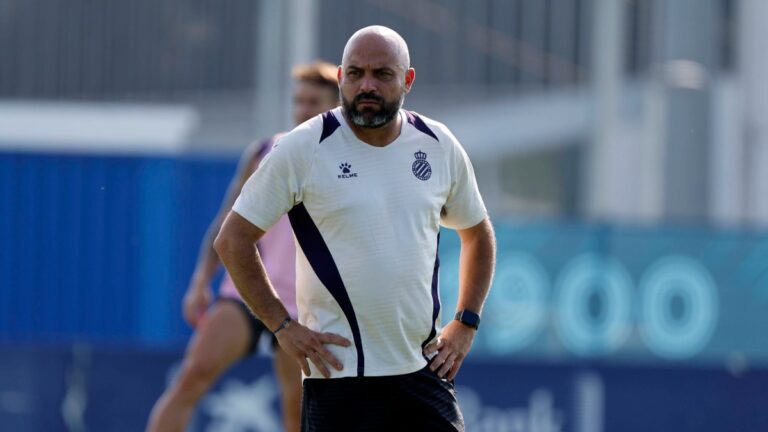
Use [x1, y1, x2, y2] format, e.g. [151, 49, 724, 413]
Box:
[465, 314, 479, 327]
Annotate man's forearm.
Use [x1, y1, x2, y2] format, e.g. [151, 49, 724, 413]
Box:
[194, 145, 262, 287]
[457, 219, 496, 314]
[191, 217, 224, 284]
[215, 237, 289, 331]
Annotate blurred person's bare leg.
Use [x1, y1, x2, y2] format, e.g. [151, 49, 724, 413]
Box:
[273, 345, 302, 432]
[146, 301, 251, 432]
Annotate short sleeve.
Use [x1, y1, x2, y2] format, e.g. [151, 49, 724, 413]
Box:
[440, 131, 487, 230]
[232, 130, 314, 231]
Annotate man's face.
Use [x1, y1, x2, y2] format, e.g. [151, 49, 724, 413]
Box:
[338, 36, 414, 128]
[292, 81, 339, 125]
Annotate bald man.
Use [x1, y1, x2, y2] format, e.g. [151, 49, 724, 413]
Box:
[215, 26, 496, 431]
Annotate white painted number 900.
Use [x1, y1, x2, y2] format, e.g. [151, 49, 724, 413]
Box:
[471, 253, 718, 359]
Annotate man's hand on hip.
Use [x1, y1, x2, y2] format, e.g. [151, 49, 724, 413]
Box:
[423, 320, 476, 380]
[275, 321, 352, 378]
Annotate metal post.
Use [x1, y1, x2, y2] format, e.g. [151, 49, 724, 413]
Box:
[585, 0, 623, 219]
[740, 0, 768, 226]
[253, 0, 318, 137]
[655, 0, 716, 222]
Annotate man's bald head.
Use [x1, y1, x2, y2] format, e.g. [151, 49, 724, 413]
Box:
[338, 26, 415, 129]
[342, 25, 410, 72]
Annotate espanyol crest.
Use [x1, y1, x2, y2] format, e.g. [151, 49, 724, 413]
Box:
[412, 150, 432, 181]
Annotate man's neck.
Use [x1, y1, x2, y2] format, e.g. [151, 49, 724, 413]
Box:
[344, 110, 402, 147]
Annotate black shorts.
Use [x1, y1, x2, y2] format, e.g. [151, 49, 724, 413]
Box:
[217, 297, 278, 356]
[301, 365, 464, 432]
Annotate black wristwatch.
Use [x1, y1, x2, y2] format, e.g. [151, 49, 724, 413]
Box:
[454, 309, 481, 330]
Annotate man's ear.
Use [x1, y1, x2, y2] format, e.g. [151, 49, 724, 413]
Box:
[404, 68, 416, 92]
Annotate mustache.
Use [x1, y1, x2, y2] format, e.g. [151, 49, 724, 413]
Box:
[354, 92, 384, 104]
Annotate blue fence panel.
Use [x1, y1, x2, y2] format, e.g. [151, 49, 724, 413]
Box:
[0, 151, 237, 347]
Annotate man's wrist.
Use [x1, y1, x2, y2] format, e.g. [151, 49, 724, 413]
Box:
[454, 309, 481, 330]
[272, 317, 292, 335]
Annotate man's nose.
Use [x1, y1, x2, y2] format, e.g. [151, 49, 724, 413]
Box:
[358, 75, 377, 93]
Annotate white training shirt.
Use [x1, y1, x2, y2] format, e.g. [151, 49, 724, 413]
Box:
[233, 107, 487, 378]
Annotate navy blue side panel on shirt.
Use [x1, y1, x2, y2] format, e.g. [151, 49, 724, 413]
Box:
[422, 234, 441, 350]
[319, 111, 341, 143]
[288, 202, 365, 377]
[406, 111, 440, 142]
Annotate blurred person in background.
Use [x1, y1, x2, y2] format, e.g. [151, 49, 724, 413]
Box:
[146, 61, 340, 432]
[215, 26, 495, 431]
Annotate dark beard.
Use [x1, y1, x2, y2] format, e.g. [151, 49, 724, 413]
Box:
[342, 91, 403, 128]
